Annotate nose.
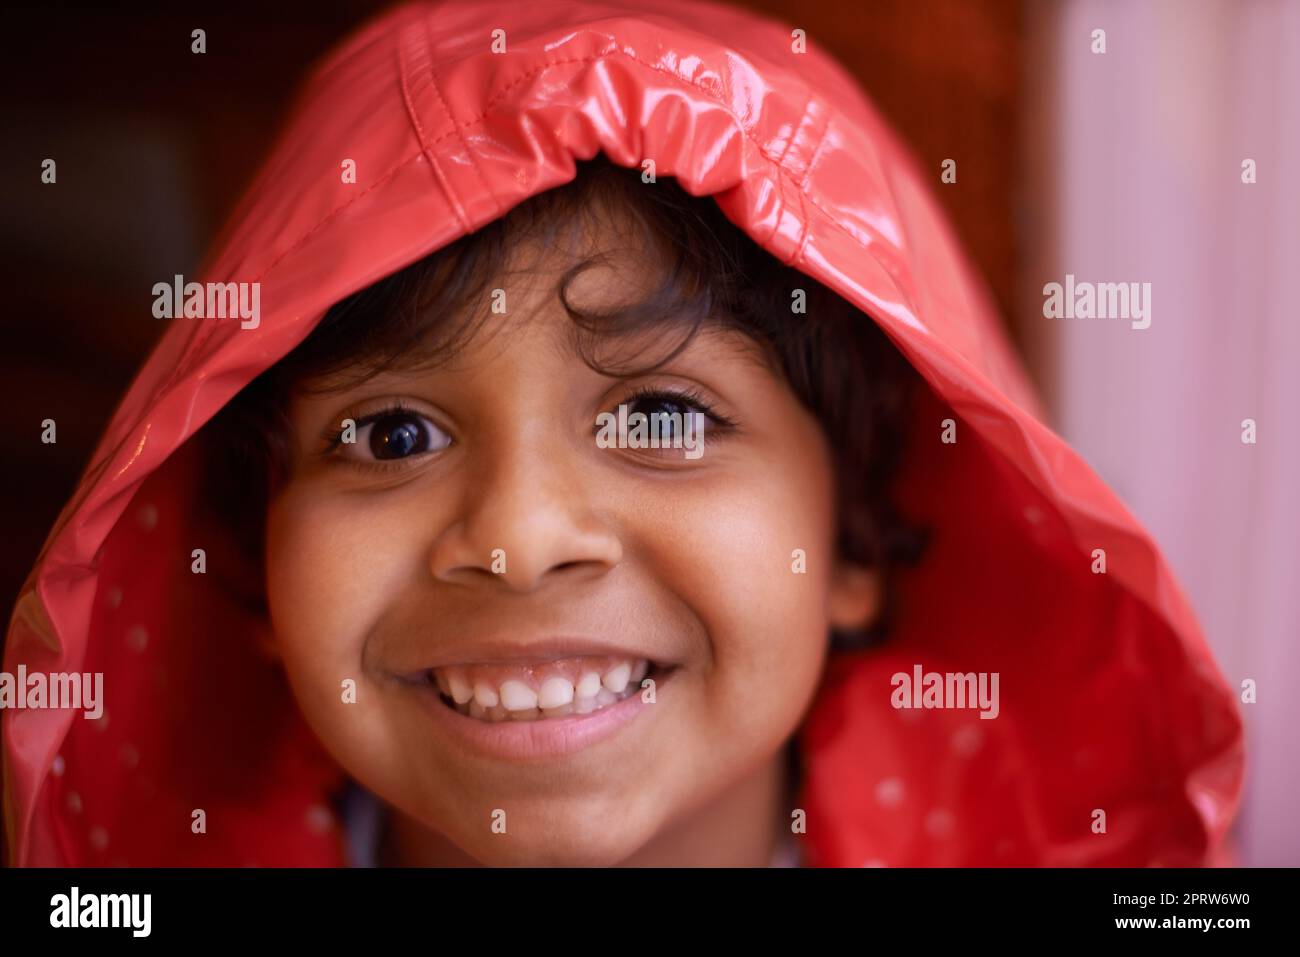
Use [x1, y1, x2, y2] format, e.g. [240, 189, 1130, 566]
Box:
[428, 434, 622, 592]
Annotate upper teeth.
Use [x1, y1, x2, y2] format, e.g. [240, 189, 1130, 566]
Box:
[431, 656, 651, 719]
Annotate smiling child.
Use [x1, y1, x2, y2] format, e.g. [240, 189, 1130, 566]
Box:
[205, 156, 919, 865]
[3, 0, 1243, 868]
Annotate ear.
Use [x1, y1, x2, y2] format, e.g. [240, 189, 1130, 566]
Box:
[827, 560, 882, 631]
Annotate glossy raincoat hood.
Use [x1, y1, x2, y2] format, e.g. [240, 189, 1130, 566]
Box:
[4, 0, 1243, 867]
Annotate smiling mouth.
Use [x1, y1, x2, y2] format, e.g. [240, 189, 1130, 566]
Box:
[425, 655, 672, 723]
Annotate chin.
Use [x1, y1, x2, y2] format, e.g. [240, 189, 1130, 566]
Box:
[455, 819, 652, 868]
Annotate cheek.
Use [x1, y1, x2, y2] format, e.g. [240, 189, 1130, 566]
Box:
[263, 483, 424, 759]
[638, 442, 837, 730]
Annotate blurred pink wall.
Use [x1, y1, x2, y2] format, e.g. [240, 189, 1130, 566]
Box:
[1028, 0, 1300, 865]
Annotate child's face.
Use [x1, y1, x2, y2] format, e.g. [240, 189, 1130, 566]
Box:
[264, 208, 879, 866]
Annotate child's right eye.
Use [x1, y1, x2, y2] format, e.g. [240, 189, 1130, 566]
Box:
[334, 407, 452, 463]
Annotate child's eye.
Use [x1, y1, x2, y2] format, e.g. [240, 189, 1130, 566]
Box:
[596, 386, 735, 459]
[620, 387, 734, 431]
[625, 393, 704, 441]
[623, 387, 733, 427]
[334, 408, 451, 462]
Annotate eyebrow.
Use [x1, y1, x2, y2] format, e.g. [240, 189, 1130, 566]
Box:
[687, 320, 782, 375]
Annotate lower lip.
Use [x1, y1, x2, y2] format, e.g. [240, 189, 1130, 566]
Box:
[419, 668, 675, 762]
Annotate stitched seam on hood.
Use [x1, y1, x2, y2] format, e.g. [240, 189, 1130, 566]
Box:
[797, 104, 834, 193]
[762, 94, 813, 250]
[790, 107, 835, 267]
[420, 14, 505, 220]
[399, 29, 471, 232]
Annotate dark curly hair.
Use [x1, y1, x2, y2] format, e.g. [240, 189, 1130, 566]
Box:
[203, 153, 927, 651]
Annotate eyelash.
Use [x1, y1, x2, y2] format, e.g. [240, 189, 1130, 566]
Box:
[319, 386, 736, 468]
[615, 385, 737, 431]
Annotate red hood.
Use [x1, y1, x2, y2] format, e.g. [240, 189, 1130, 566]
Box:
[3, 0, 1243, 866]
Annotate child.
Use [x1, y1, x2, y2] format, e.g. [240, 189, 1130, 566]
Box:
[3, 0, 1243, 867]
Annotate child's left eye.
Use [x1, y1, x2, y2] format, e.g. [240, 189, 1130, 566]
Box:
[335, 409, 451, 462]
[617, 387, 733, 432]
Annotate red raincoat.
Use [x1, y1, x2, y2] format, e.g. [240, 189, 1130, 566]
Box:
[3, 0, 1244, 867]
